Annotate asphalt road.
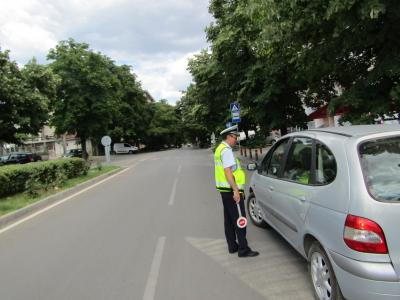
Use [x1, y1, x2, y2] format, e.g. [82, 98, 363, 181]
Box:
[0, 148, 314, 300]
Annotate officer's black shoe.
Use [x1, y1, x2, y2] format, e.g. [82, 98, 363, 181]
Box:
[228, 248, 238, 254]
[238, 250, 259, 257]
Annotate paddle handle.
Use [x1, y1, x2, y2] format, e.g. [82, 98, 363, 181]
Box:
[236, 203, 242, 217]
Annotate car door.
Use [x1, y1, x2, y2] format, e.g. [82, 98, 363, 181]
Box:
[268, 137, 314, 248]
[123, 143, 131, 153]
[7, 154, 19, 164]
[251, 138, 291, 227]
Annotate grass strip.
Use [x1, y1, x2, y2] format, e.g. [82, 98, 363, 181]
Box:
[0, 165, 120, 217]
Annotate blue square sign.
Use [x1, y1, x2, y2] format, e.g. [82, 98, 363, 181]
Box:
[232, 117, 241, 123]
[230, 103, 240, 113]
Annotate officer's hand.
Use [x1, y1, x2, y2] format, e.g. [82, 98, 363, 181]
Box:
[233, 190, 240, 203]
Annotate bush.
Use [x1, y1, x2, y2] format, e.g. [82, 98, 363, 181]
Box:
[0, 158, 89, 198]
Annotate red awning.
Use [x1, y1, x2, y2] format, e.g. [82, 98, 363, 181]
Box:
[308, 105, 347, 120]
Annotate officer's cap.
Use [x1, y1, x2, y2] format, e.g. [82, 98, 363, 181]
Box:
[220, 125, 239, 136]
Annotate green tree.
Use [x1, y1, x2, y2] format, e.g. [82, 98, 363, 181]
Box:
[0, 50, 56, 143]
[207, 0, 307, 134]
[178, 84, 211, 144]
[249, 0, 400, 123]
[47, 39, 120, 157]
[108, 65, 152, 146]
[181, 0, 307, 140]
[145, 100, 180, 149]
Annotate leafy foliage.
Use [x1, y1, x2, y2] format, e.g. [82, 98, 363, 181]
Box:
[144, 100, 182, 149]
[47, 39, 120, 156]
[0, 158, 89, 197]
[108, 65, 152, 145]
[0, 50, 57, 143]
[181, 0, 400, 140]
[248, 0, 400, 123]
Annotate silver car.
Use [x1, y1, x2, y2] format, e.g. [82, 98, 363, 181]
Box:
[247, 125, 400, 300]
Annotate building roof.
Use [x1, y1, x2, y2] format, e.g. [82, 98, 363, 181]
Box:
[308, 124, 400, 137]
[307, 105, 347, 120]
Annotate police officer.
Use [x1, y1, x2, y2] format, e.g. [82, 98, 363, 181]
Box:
[214, 125, 259, 257]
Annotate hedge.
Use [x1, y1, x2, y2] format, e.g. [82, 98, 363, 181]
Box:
[0, 158, 89, 198]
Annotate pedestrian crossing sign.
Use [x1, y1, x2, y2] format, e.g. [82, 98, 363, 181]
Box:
[230, 103, 240, 113]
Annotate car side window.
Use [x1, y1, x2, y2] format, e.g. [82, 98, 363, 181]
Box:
[315, 143, 337, 185]
[124, 143, 130, 147]
[282, 137, 313, 184]
[262, 139, 290, 178]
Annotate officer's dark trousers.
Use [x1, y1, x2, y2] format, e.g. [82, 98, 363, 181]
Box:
[220, 192, 250, 254]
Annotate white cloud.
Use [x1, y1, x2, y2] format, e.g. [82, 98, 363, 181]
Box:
[0, 0, 58, 62]
[134, 52, 199, 104]
[0, 0, 212, 103]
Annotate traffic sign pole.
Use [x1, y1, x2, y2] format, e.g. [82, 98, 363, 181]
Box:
[101, 136, 112, 163]
[237, 124, 241, 151]
[230, 102, 241, 150]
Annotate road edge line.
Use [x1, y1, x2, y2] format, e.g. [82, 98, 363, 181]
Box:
[0, 166, 131, 235]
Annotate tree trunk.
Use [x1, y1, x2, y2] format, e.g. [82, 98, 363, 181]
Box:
[280, 125, 288, 136]
[80, 135, 88, 160]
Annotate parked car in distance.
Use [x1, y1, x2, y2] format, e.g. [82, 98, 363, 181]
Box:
[246, 125, 400, 300]
[63, 149, 83, 158]
[28, 152, 42, 161]
[113, 143, 138, 154]
[0, 155, 9, 165]
[1, 152, 40, 165]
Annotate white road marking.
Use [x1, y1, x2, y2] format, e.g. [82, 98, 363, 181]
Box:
[142, 236, 166, 300]
[177, 165, 182, 174]
[186, 237, 314, 300]
[168, 178, 178, 206]
[0, 166, 134, 236]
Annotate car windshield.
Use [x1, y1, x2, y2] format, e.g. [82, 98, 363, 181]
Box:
[359, 136, 400, 202]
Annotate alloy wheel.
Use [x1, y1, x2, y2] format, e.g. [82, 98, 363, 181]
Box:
[310, 251, 332, 300]
[249, 196, 263, 224]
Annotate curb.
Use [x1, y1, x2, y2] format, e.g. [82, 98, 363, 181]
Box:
[0, 167, 122, 230]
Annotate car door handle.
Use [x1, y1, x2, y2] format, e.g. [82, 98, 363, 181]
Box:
[298, 195, 306, 202]
[268, 186, 274, 191]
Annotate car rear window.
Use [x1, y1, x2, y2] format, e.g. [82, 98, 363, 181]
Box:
[359, 136, 400, 202]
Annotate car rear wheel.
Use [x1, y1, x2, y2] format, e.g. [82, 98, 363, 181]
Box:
[308, 242, 344, 300]
[247, 193, 268, 228]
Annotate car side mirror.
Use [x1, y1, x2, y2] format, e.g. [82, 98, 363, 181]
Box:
[247, 163, 258, 171]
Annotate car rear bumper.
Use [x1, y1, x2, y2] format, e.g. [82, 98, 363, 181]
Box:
[328, 250, 400, 299]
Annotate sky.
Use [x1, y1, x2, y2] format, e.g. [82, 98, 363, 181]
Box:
[0, 0, 212, 104]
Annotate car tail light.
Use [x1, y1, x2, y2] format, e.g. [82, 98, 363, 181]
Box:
[344, 215, 388, 254]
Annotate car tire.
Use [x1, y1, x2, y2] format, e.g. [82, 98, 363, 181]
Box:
[128, 150, 133, 154]
[308, 242, 344, 300]
[247, 193, 268, 228]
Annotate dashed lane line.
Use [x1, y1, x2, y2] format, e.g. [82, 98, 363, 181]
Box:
[168, 178, 178, 206]
[142, 236, 166, 300]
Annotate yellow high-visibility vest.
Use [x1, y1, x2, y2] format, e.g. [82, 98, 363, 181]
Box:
[214, 143, 245, 192]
